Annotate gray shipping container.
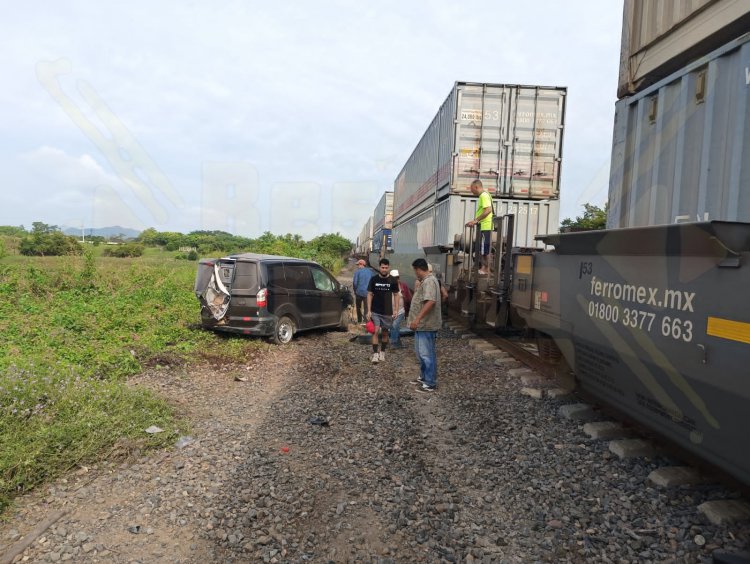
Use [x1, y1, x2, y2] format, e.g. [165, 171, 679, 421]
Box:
[618, 0, 750, 98]
[608, 34, 750, 229]
[373, 191, 394, 232]
[357, 216, 373, 255]
[392, 196, 559, 253]
[393, 82, 566, 223]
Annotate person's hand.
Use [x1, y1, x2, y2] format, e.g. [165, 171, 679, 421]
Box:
[409, 320, 418, 330]
[465, 220, 475, 227]
[366, 312, 372, 320]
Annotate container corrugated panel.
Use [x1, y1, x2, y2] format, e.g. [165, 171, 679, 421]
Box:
[608, 34, 750, 229]
[619, 0, 750, 97]
[373, 192, 394, 231]
[393, 114, 440, 224]
[393, 82, 566, 224]
[392, 207, 436, 253]
[433, 196, 560, 249]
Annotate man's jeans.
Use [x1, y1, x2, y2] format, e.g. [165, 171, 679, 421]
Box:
[355, 295, 367, 323]
[414, 331, 438, 387]
[390, 312, 405, 346]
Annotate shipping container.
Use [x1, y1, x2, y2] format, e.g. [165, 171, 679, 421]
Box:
[608, 34, 750, 229]
[618, 0, 750, 97]
[357, 216, 373, 255]
[392, 196, 559, 252]
[393, 82, 566, 223]
[372, 228, 392, 252]
[373, 191, 394, 232]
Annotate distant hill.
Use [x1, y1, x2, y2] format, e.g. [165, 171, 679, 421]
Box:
[62, 226, 141, 239]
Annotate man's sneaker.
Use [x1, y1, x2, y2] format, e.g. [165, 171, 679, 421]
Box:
[419, 384, 436, 392]
[371, 353, 379, 364]
[414, 378, 425, 385]
[378, 351, 385, 362]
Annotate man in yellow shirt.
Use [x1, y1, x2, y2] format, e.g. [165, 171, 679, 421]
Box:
[465, 179, 493, 275]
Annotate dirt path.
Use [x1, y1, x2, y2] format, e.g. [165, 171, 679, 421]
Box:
[1, 326, 748, 562]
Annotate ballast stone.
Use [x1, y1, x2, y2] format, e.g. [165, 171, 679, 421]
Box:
[697, 499, 750, 526]
[582, 421, 629, 440]
[647, 466, 707, 487]
[559, 403, 597, 421]
[520, 388, 544, 399]
[609, 438, 655, 459]
[482, 350, 508, 358]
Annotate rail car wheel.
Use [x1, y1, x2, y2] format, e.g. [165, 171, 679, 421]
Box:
[536, 333, 563, 365]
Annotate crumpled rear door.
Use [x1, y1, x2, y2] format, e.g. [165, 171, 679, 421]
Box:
[195, 259, 233, 321]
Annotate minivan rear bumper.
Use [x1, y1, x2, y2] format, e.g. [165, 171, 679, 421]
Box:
[201, 315, 276, 336]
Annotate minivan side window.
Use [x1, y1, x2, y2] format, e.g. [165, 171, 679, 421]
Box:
[284, 264, 315, 291]
[266, 263, 286, 288]
[311, 267, 335, 292]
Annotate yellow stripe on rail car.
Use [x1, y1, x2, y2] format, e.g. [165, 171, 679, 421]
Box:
[706, 317, 750, 345]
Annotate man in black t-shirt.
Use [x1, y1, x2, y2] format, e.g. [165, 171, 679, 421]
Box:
[366, 258, 400, 364]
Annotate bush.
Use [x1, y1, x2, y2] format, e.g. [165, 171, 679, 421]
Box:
[19, 232, 82, 256]
[102, 243, 145, 258]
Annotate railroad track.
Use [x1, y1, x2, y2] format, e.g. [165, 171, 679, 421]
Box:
[443, 310, 750, 516]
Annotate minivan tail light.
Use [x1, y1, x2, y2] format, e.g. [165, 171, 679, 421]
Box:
[256, 288, 267, 308]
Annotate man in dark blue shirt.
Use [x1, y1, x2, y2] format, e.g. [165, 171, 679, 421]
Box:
[352, 259, 376, 323]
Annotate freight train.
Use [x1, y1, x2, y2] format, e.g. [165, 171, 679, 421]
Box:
[358, 2, 750, 486]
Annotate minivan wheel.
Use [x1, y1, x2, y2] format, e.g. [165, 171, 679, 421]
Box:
[272, 315, 295, 345]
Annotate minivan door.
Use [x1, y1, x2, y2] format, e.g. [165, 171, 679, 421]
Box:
[282, 263, 317, 329]
[309, 266, 342, 326]
[195, 259, 233, 321]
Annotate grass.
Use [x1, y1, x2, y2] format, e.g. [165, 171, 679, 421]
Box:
[0, 251, 266, 511]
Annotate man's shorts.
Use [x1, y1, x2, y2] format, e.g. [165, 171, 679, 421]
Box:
[480, 230, 491, 255]
[371, 312, 393, 330]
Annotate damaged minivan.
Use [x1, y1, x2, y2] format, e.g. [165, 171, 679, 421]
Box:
[194, 253, 353, 344]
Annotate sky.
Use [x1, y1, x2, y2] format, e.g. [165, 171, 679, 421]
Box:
[0, 1, 623, 241]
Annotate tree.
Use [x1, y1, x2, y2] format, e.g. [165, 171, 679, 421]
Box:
[20, 231, 82, 256]
[560, 203, 608, 232]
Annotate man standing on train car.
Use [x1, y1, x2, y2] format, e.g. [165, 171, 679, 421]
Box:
[465, 179, 493, 275]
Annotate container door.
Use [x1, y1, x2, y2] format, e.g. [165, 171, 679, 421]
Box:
[451, 85, 509, 196]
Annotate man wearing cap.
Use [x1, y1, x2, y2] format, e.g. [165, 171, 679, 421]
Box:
[352, 259, 375, 323]
[389, 269, 412, 349]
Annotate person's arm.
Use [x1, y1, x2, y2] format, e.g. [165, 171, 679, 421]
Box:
[392, 287, 400, 318]
[409, 300, 435, 330]
[467, 206, 491, 226]
[367, 292, 373, 319]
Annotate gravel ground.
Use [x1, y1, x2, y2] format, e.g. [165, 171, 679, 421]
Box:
[1, 327, 748, 563]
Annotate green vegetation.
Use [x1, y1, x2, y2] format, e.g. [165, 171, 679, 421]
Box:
[0, 253, 256, 511]
[0, 224, 353, 511]
[19, 223, 82, 257]
[0, 365, 178, 510]
[560, 203, 608, 232]
[102, 242, 145, 257]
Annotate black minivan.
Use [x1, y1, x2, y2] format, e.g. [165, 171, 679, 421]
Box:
[194, 253, 353, 344]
